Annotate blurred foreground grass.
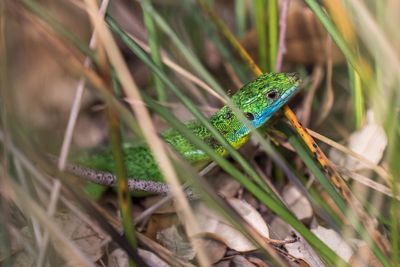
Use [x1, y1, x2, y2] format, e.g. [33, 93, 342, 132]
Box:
[1, 0, 399, 266]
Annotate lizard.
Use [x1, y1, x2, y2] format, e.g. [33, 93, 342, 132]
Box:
[64, 72, 301, 194]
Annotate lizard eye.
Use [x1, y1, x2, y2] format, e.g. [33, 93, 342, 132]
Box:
[266, 90, 279, 100]
[245, 112, 254, 120]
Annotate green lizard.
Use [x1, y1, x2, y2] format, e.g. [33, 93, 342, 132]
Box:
[66, 72, 301, 194]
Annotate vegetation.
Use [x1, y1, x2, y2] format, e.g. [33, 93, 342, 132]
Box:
[1, 0, 399, 266]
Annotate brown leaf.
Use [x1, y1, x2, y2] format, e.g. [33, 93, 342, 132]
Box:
[54, 211, 107, 262]
[156, 225, 196, 261]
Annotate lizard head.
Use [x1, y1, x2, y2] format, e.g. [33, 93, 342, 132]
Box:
[231, 72, 301, 130]
[210, 72, 301, 146]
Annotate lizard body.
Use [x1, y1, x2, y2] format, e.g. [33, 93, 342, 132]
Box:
[72, 72, 300, 190]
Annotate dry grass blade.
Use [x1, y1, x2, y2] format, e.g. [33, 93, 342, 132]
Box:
[58, 0, 110, 171]
[307, 128, 390, 182]
[36, 180, 62, 267]
[1, 175, 96, 267]
[127, 33, 225, 103]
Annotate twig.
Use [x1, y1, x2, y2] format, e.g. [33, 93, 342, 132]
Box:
[275, 0, 290, 72]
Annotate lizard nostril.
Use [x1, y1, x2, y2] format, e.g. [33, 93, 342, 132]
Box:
[245, 112, 254, 120]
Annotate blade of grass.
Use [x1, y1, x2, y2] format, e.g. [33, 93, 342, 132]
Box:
[235, 0, 246, 37]
[35, 180, 61, 267]
[307, 128, 389, 182]
[303, 0, 372, 84]
[0, 7, 12, 267]
[348, 66, 364, 129]
[184, 2, 248, 83]
[109, 76, 138, 261]
[267, 0, 278, 71]
[58, 0, 110, 172]
[19, 0, 96, 63]
[275, 0, 290, 71]
[254, 0, 268, 71]
[141, 0, 166, 102]
[84, 2, 138, 265]
[17, 0, 144, 141]
[196, 0, 261, 78]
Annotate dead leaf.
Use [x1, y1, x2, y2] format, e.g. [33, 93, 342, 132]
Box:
[156, 225, 196, 261]
[248, 256, 272, 267]
[214, 260, 231, 267]
[231, 255, 256, 267]
[201, 238, 227, 264]
[269, 217, 291, 240]
[311, 226, 353, 262]
[54, 211, 107, 263]
[211, 173, 242, 198]
[108, 248, 171, 267]
[138, 249, 171, 267]
[282, 184, 313, 222]
[108, 248, 128, 267]
[145, 214, 179, 240]
[191, 200, 269, 252]
[330, 110, 387, 171]
[284, 233, 325, 267]
[227, 198, 269, 239]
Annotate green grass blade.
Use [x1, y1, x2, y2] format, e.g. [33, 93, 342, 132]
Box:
[235, 0, 246, 37]
[254, 0, 268, 71]
[267, 0, 278, 71]
[141, 0, 167, 102]
[348, 65, 364, 129]
[109, 77, 137, 261]
[303, 0, 357, 71]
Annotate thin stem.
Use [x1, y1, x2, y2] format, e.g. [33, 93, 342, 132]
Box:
[254, 0, 268, 71]
[268, 0, 278, 71]
[58, 0, 110, 171]
[141, 0, 166, 102]
[275, 0, 290, 72]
